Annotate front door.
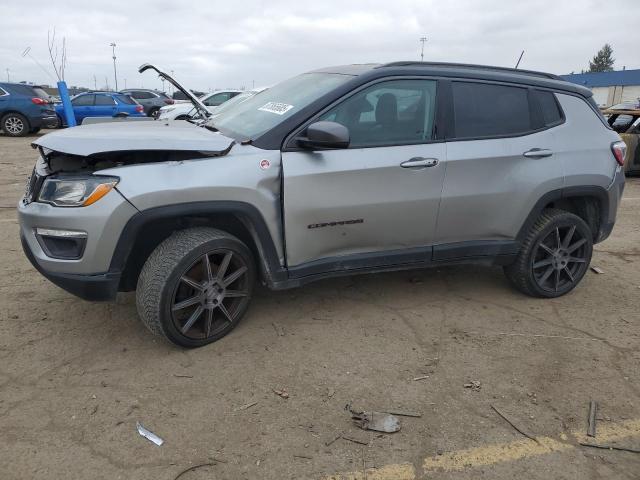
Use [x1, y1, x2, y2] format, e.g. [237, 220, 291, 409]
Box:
[282, 78, 446, 269]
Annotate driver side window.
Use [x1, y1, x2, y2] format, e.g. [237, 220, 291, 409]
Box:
[318, 79, 437, 148]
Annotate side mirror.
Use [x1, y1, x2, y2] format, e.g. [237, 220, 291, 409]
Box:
[297, 121, 350, 149]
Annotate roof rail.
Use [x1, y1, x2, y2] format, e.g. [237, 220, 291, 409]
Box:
[377, 61, 562, 80]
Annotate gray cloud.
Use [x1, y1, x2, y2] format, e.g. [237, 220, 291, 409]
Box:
[0, 0, 637, 92]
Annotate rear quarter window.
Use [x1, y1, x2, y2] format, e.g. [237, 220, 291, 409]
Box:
[115, 94, 136, 105]
[452, 82, 531, 138]
[532, 90, 563, 126]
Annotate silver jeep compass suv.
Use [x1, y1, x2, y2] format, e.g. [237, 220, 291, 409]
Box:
[18, 62, 626, 347]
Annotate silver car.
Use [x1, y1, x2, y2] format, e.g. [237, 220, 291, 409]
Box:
[18, 62, 626, 347]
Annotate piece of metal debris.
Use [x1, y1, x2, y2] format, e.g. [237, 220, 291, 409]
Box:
[346, 403, 401, 433]
[136, 421, 164, 446]
[490, 404, 539, 444]
[384, 409, 422, 418]
[235, 401, 258, 411]
[325, 432, 344, 446]
[591, 266, 605, 274]
[341, 434, 370, 445]
[587, 400, 598, 437]
[273, 388, 289, 399]
[174, 463, 216, 480]
[464, 381, 481, 391]
[579, 442, 640, 454]
[413, 375, 430, 381]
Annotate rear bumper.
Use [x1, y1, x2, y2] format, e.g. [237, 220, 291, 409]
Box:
[21, 232, 119, 301]
[30, 114, 58, 129]
[597, 165, 625, 243]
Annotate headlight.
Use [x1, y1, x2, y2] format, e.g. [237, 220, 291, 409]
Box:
[161, 106, 175, 113]
[38, 176, 119, 207]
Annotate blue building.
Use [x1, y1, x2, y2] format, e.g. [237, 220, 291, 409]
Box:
[561, 69, 640, 107]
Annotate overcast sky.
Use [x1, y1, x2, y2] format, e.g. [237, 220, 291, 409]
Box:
[0, 0, 638, 92]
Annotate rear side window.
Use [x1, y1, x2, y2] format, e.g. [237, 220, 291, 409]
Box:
[532, 90, 562, 126]
[115, 94, 136, 105]
[95, 95, 116, 105]
[0, 87, 8, 96]
[6, 84, 37, 96]
[130, 91, 155, 99]
[72, 94, 94, 106]
[452, 82, 531, 138]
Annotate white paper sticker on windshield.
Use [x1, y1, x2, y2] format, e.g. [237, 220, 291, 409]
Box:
[258, 102, 294, 115]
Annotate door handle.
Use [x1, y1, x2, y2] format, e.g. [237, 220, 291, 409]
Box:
[523, 148, 553, 158]
[400, 157, 439, 168]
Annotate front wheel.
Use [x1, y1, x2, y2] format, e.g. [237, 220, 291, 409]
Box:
[136, 227, 255, 348]
[1, 113, 29, 137]
[504, 209, 593, 298]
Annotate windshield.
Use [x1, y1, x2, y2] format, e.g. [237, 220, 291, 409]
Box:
[212, 73, 352, 139]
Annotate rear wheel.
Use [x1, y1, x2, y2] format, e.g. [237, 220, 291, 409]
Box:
[504, 209, 593, 298]
[1, 113, 29, 137]
[136, 227, 255, 348]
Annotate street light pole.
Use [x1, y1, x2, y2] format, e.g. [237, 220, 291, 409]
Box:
[5, 68, 9, 82]
[420, 37, 428, 62]
[110, 42, 118, 91]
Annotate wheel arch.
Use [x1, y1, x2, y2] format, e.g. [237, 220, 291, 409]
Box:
[1, 110, 31, 129]
[111, 201, 286, 292]
[517, 186, 610, 244]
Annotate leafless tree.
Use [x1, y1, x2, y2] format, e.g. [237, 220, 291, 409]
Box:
[47, 27, 68, 82]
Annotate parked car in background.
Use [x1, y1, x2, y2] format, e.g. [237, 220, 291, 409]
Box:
[55, 92, 146, 127]
[158, 89, 243, 120]
[0, 82, 57, 136]
[120, 89, 174, 118]
[602, 104, 640, 175]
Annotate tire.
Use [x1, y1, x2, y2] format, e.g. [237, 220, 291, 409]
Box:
[136, 227, 255, 348]
[148, 107, 160, 119]
[1, 113, 30, 137]
[29, 127, 41, 134]
[55, 114, 64, 129]
[504, 209, 593, 298]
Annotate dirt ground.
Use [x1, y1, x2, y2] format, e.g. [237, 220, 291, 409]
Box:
[1, 131, 639, 480]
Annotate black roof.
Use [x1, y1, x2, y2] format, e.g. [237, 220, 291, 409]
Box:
[309, 61, 592, 98]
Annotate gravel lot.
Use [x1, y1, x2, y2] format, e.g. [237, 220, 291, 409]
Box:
[1, 131, 639, 479]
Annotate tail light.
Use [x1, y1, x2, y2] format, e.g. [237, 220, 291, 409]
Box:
[135, 105, 144, 113]
[31, 97, 47, 105]
[611, 141, 627, 167]
[164, 99, 174, 105]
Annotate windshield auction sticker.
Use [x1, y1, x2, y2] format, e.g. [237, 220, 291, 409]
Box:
[258, 102, 294, 115]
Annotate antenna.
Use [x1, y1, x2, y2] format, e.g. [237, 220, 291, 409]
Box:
[515, 50, 525, 69]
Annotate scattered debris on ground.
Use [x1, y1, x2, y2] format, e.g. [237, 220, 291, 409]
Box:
[591, 266, 605, 274]
[325, 432, 344, 446]
[341, 434, 370, 445]
[490, 404, 539, 443]
[174, 462, 216, 479]
[464, 380, 481, 391]
[346, 403, 401, 433]
[272, 322, 286, 336]
[272, 388, 289, 399]
[384, 409, 422, 418]
[588, 400, 598, 437]
[136, 421, 164, 446]
[234, 401, 258, 411]
[413, 375, 429, 381]
[579, 442, 640, 454]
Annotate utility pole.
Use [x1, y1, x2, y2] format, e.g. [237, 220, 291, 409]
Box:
[110, 42, 118, 91]
[5, 68, 9, 82]
[124, 78, 127, 89]
[420, 36, 428, 61]
[93, 75, 97, 90]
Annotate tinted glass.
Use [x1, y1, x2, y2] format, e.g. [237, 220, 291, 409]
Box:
[452, 82, 531, 138]
[318, 79, 437, 147]
[94, 95, 116, 105]
[0, 87, 7, 96]
[533, 90, 562, 125]
[203, 92, 233, 106]
[72, 94, 94, 106]
[213, 73, 351, 139]
[115, 94, 136, 105]
[7, 84, 36, 96]
[131, 91, 155, 99]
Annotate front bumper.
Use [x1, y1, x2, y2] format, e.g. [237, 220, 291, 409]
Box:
[18, 186, 138, 301]
[21, 233, 120, 301]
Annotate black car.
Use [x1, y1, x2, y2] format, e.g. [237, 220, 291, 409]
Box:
[0, 83, 57, 136]
[120, 89, 174, 118]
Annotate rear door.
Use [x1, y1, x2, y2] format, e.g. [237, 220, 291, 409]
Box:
[93, 94, 117, 117]
[434, 81, 563, 258]
[282, 78, 446, 268]
[0, 86, 9, 115]
[71, 94, 95, 123]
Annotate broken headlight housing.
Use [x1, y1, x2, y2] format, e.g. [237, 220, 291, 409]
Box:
[38, 176, 119, 207]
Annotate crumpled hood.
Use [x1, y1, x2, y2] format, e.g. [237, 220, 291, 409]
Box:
[33, 120, 235, 157]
